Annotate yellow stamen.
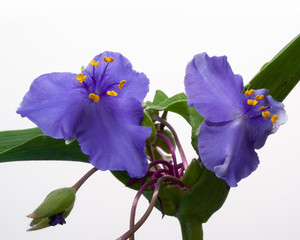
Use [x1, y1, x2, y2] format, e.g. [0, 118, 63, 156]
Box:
[271, 118, 277, 124]
[247, 99, 258, 106]
[89, 93, 100, 103]
[262, 111, 271, 119]
[76, 73, 86, 83]
[107, 91, 118, 96]
[90, 60, 99, 67]
[255, 95, 264, 101]
[272, 114, 278, 120]
[103, 57, 114, 63]
[259, 106, 267, 111]
[245, 89, 255, 96]
[118, 80, 126, 90]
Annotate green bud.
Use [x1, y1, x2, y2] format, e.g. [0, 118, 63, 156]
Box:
[27, 187, 76, 231]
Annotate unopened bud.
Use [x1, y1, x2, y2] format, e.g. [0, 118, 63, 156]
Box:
[27, 187, 76, 231]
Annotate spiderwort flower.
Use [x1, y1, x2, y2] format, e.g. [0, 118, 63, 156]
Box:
[17, 52, 151, 177]
[184, 53, 287, 187]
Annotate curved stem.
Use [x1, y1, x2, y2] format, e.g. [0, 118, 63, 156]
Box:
[148, 159, 174, 175]
[154, 116, 188, 173]
[157, 133, 179, 178]
[117, 176, 186, 240]
[72, 167, 98, 192]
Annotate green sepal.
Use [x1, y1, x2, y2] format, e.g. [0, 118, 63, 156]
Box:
[246, 34, 300, 102]
[29, 187, 76, 219]
[176, 162, 229, 223]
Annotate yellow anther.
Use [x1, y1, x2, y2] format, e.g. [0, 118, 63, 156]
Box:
[259, 106, 267, 111]
[247, 99, 258, 106]
[272, 114, 278, 120]
[103, 56, 114, 63]
[118, 80, 126, 90]
[262, 111, 271, 119]
[76, 73, 86, 83]
[89, 93, 100, 103]
[255, 95, 264, 101]
[271, 117, 277, 124]
[90, 60, 99, 67]
[107, 91, 118, 96]
[245, 89, 255, 96]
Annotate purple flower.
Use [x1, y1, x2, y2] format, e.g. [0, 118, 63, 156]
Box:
[184, 53, 287, 187]
[17, 51, 152, 178]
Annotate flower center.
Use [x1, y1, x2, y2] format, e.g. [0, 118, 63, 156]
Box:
[245, 89, 279, 124]
[76, 56, 127, 103]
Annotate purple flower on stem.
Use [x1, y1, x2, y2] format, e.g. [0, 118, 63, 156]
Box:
[17, 51, 152, 178]
[184, 53, 287, 187]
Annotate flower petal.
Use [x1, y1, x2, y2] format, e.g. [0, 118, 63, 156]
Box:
[17, 73, 87, 139]
[76, 97, 152, 178]
[84, 51, 149, 102]
[185, 53, 245, 122]
[198, 120, 259, 187]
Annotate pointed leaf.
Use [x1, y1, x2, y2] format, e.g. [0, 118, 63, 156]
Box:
[247, 34, 300, 102]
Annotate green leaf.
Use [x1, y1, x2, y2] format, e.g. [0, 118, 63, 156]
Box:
[0, 128, 43, 153]
[0, 128, 88, 163]
[247, 34, 300, 102]
[146, 90, 204, 153]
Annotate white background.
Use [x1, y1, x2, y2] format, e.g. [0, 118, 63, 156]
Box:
[0, 0, 300, 239]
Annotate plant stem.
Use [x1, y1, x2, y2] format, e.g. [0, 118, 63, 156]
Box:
[72, 167, 98, 192]
[178, 216, 203, 240]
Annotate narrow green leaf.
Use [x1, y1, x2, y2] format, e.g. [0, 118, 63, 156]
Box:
[0, 128, 43, 153]
[0, 135, 88, 163]
[247, 34, 300, 102]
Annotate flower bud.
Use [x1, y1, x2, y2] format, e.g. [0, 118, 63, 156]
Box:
[27, 187, 76, 231]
